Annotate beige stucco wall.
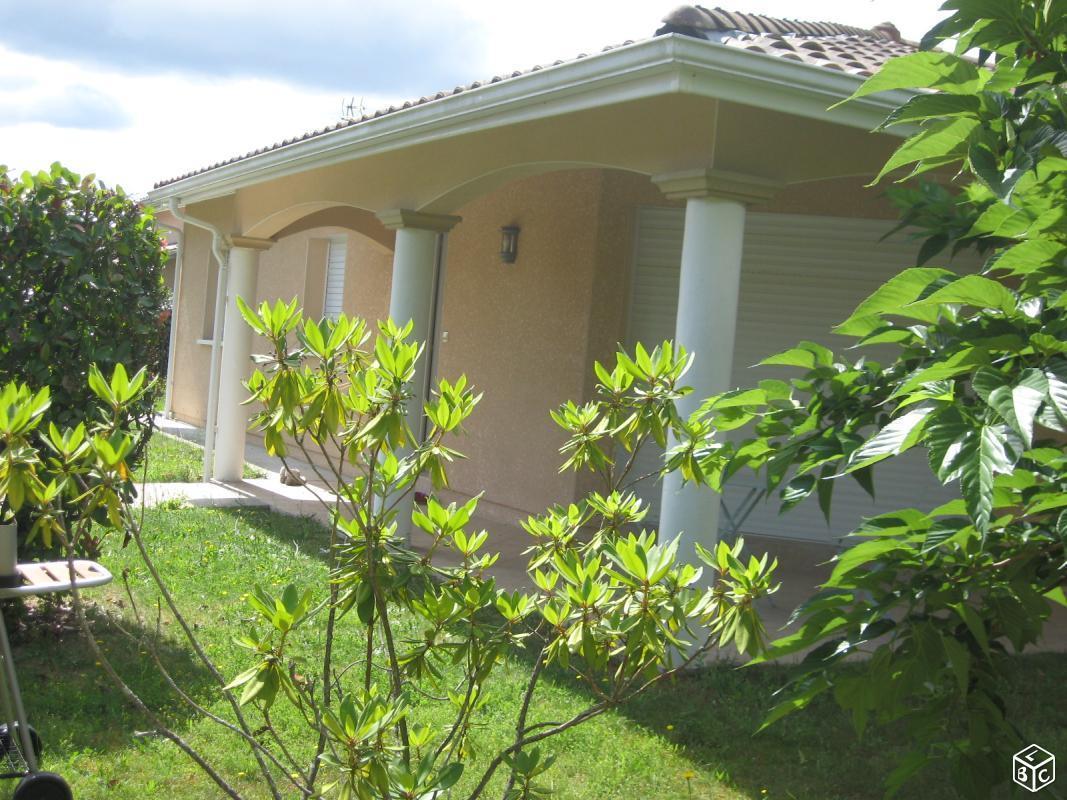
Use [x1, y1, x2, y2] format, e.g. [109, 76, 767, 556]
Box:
[433, 170, 608, 517]
[167, 165, 900, 520]
[342, 233, 393, 326]
[169, 224, 215, 424]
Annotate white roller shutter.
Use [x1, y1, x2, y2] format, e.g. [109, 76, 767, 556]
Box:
[625, 208, 684, 523]
[323, 237, 347, 320]
[626, 208, 967, 544]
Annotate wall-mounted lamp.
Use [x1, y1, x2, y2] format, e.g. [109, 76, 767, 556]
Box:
[500, 225, 520, 264]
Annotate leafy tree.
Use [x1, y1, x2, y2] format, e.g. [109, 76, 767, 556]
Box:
[0, 163, 168, 466]
[683, 1, 1066, 795]
[220, 305, 776, 800]
[1, 307, 777, 799]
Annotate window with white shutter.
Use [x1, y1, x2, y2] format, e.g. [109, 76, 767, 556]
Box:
[323, 236, 347, 320]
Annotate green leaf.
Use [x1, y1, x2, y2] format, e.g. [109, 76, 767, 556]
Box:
[849, 404, 936, 470]
[975, 368, 1048, 447]
[873, 118, 980, 183]
[816, 465, 834, 524]
[943, 637, 971, 694]
[1009, 370, 1049, 448]
[302, 319, 326, 356]
[850, 466, 875, 500]
[1044, 586, 1067, 608]
[780, 474, 816, 513]
[701, 387, 768, 412]
[951, 603, 989, 653]
[760, 341, 833, 369]
[957, 425, 1017, 533]
[1046, 364, 1067, 420]
[835, 268, 955, 336]
[989, 238, 1065, 276]
[907, 274, 1017, 314]
[223, 666, 261, 691]
[236, 295, 267, 336]
[1032, 334, 1067, 355]
[894, 347, 993, 397]
[969, 201, 1028, 238]
[436, 763, 464, 790]
[842, 52, 981, 101]
[879, 93, 980, 128]
[830, 539, 910, 583]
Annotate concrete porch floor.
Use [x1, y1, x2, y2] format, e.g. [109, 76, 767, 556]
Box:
[144, 417, 1067, 655]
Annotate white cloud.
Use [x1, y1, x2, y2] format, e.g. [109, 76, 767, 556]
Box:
[0, 44, 401, 194]
[0, 0, 485, 94]
[0, 84, 131, 130]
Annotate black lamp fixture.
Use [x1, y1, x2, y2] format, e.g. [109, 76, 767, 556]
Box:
[499, 225, 520, 264]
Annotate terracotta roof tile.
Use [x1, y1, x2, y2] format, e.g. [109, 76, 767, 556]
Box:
[658, 5, 882, 39]
[658, 5, 916, 77]
[153, 6, 916, 190]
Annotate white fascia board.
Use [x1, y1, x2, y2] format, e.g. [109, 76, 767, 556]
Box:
[149, 35, 911, 207]
[669, 36, 911, 130]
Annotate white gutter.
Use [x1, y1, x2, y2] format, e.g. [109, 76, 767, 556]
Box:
[147, 35, 913, 208]
[160, 225, 184, 418]
[167, 198, 230, 481]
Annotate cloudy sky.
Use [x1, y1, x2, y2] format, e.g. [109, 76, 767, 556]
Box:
[0, 0, 948, 196]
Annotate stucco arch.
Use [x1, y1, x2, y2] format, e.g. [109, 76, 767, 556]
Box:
[419, 161, 650, 215]
[244, 202, 394, 251]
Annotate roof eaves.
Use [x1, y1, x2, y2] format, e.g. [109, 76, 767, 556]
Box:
[153, 40, 640, 190]
[148, 35, 913, 206]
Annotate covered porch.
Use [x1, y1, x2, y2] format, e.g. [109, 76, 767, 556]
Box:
[149, 32, 917, 559]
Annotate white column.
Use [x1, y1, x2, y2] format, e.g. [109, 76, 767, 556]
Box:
[377, 209, 461, 434]
[214, 237, 272, 481]
[652, 169, 778, 561]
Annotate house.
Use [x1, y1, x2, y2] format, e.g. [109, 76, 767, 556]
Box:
[147, 6, 973, 554]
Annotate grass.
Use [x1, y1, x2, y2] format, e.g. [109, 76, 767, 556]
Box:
[141, 432, 267, 482]
[7, 506, 1065, 799]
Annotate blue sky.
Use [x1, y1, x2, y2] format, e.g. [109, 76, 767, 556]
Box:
[0, 1, 480, 94]
[0, 0, 948, 195]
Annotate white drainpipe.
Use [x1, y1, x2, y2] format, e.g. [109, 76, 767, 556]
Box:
[161, 225, 184, 418]
[167, 198, 230, 481]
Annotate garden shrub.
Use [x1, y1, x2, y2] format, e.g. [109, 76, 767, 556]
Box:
[0, 163, 168, 466]
[684, 2, 1067, 796]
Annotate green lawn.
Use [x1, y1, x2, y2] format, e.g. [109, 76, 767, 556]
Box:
[8, 506, 1065, 799]
[141, 432, 266, 482]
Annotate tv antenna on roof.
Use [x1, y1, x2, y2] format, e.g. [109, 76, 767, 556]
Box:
[341, 96, 365, 121]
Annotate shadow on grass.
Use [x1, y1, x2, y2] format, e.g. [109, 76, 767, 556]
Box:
[204, 508, 1067, 798]
[215, 506, 332, 555]
[7, 601, 218, 756]
[107, 506, 1067, 799]
[522, 645, 1067, 800]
